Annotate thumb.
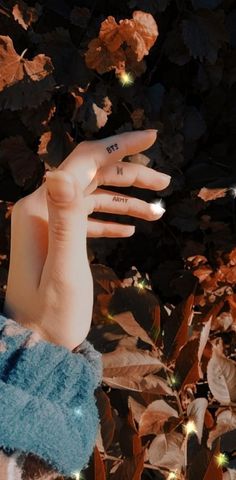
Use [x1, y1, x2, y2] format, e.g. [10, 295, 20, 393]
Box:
[41, 170, 88, 288]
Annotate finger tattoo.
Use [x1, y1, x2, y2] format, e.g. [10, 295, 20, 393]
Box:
[116, 166, 123, 175]
[112, 196, 128, 203]
[106, 143, 119, 154]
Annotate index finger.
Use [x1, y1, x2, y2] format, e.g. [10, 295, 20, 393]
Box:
[94, 129, 158, 168]
[58, 129, 158, 190]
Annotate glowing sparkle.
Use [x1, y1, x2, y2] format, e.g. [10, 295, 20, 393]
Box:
[137, 279, 147, 291]
[169, 375, 177, 387]
[215, 452, 229, 467]
[183, 420, 197, 436]
[119, 71, 134, 87]
[167, 471, 178, 479]
[107, 313, 114, 321]
[230, 186, 236, 198]
[74, 407, 83, 417]
[71, 471, 80, 480]
[149, 199, 165, 216]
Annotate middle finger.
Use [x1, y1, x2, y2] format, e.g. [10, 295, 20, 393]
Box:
[97, 162, 171, 191]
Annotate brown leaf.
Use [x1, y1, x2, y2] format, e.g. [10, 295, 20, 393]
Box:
[110, 448, 145, 480]
[38, 117, 76, 168]
[128, 396, 146, 424]
[12, 1, 41, 30]
[223, 469, 236, 480]
[148, 431, 184, 470]
[0, 136, 42, 189]
[119, 11, 158, 61]
[0, 36, 55, 110]
[139, 399, 178, 436]
[84, 444, 106, 480]
[187, 397, 208, 443]
[198, 187, 228, 202]
[188, 438, 223, 480]
[207, 407, 236, 448]
[163, 292, 195, 361]
[95, 389, 116, 452]
[103, 373, 173, 395]
[85, 38, 125, 74]
[207, 344, 236, 405]
[102, 346, 164, 377]
[112, 311, 156, 348]
[99, 16, 123, 52]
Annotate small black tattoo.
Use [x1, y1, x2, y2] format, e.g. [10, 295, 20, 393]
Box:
[112, 196, 128, 203]
[116, 166, 123, 175]
[106, 143, 119, 154]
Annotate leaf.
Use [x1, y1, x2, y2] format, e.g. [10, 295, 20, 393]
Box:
[207, 345, 236, 405]
[95, 389, 116, 451]
[119, 10, 158, 62]
[21, 100, 56, 135]
[99, 16, 123, 52]
[223, 469, 236, 480]
[102, 346, 165, 377]
[12, 1, 41, 30]
[112, 311, 156, 348]
[207, 407, 236, 448]
[187, 397, 208, 443]
[183, 106, 207, 141]
[163, 292, 195, 361]
[35, 28, 92, 87]
[0, 35, 55, 110]
[191, 0, 223, 9]
[139, 399, 178, 436]
[85, 37, 125, 74]
[188, 438, 223, 480]
[84, 444, 106, 480]
[182, 11, 228, 63]
[198, 187, 228, 202]
[110, 448, 145, 480]
[148, 431, 184, 469]
[0, 136, 42, 188]
[38, 117, 76, 168]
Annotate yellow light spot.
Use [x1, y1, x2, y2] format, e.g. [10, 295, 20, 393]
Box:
[137, 280, 147, 291]
[183, 420, 197, 436]
[167, 471, 178, 479]
[107, 313, 114, 321]
[119, 71, 134, 87]
[169, 375, 177, 386]
[215, 452, 229, 467]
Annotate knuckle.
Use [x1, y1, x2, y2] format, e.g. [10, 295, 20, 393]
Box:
[51, 220, 72, 243]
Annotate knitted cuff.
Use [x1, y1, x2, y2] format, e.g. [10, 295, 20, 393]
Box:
[0, 314, 103, 477]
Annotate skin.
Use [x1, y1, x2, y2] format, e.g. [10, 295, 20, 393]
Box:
[4, 130, 171, 351]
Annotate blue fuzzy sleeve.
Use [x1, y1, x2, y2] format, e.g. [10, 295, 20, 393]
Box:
[0, 313, 103, 478]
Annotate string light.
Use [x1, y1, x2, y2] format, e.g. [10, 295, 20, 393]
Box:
[183, 420, 197, 436]
[118, 71, 134, 87]
[107, 313, 114, 321]
[215, 452, 229, 467]
[137, 279, 147, 290]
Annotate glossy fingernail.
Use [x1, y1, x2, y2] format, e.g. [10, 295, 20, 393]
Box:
[145, 129, 158, 133]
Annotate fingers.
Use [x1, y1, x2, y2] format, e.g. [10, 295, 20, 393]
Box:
[97, 162, 171, 191]
[86, 188, 165, 221]
[87, 218, 135, 237]
[94, 129, 158, 169]
[58, 130, 158, 190]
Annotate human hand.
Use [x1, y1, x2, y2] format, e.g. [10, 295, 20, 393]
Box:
[4, 130, 171, 350]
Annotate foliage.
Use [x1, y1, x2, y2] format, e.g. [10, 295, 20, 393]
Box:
[0, 0, 236, 479]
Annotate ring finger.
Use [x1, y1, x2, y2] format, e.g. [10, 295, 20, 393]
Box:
[86, 188, 165, 221]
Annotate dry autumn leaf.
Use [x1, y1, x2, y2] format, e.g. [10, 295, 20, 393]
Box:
[12, 0, 41, 30]
[207, 344, 236, 405]
[198, 187, 228, 202]
[187, 397, 208, 443]
[102, 346, 164, 377]
[207, 407, 236, 448]
[139, 399, 178, 436]
[148, 431, 184, 470]
[0, 35, 55, 110]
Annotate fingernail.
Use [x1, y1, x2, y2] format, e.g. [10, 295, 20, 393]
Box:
[45, 171, 76, 203]
[145, 129, 158, 133]
[150, 202, 166, 217]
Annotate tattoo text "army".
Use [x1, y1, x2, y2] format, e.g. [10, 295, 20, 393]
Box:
[106, 143, 119, 154]
[112, 196, 128, 203]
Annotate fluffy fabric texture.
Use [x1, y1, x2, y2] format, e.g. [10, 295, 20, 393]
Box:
[0, 314, 103, 478]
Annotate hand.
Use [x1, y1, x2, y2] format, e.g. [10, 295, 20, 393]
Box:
[4, 130, 171, 350]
